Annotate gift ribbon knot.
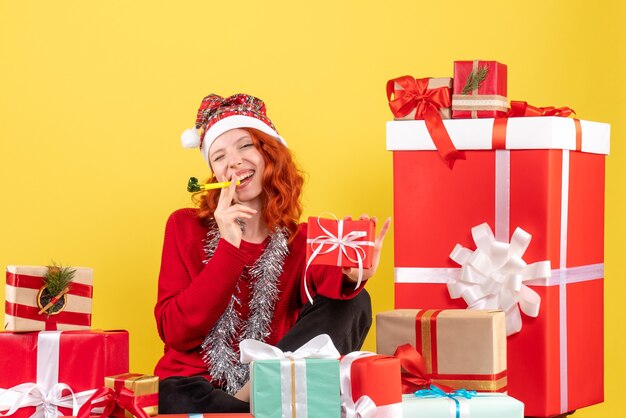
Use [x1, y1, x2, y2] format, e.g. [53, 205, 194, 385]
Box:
[507, 101, 575, 118]
[0, 383, 96, 418]
[448, 223, 550, 335]
[393, 344, 453, 394]
[492, 101, 581, 152]
[415, 385, 477, 418]
[304, 215, 374, 304]
[77, 385, 151, 418]
[344, 394, 377, 418]
[240, 334, 340, 362]
[386, 77, 450, 119]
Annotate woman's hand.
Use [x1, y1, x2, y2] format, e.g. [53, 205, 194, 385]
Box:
[342, 215, 392, 284]
[213, 174, 257, 248]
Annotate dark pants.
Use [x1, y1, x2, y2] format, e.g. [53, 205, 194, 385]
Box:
[159, 291, 372, 414]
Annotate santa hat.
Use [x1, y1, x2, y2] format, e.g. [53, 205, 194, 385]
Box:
[180, 93, 287, 163]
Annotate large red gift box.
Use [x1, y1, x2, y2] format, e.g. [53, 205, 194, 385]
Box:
[0, 330, 129, 418]
[306, 217, 375, 270]
[452, 60, 508, 119]
[387, 116, 609, 417]
[340, 352, 402, 418]
[5, 265, 94, 332]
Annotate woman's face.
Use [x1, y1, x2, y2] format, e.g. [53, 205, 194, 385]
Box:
[208, 128, 266, 205]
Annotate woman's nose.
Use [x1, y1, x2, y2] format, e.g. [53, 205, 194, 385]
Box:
[228, 159, 242, 168]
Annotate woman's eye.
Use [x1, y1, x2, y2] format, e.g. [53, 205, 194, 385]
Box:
[212, 155, 224, 162]
[241, 143, 253, 149]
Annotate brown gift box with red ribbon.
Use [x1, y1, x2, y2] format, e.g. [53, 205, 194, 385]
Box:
[5, 265, 93, 332]
[376, 309, 507, 392]
[452, 60, 508, 119]
[386, 76, 462, 166]
[105, 373, 159, 418]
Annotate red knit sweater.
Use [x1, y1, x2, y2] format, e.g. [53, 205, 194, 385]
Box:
[154, 208, 363, 381]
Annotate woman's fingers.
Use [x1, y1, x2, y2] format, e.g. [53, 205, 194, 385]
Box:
[216, 205, 257, 223]
[218, 174, 239, 205]
[358, 213, 372, 222]
[226, 204, 257, 218]
[376, 217, 391, 247]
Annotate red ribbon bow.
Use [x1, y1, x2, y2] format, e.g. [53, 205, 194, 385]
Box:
[493, 100, 581, 151]
[387, 76, 464, 167]
[507, 100, 575, 118]
[77, 386, 153, 418]
[393, 344, 452, 394]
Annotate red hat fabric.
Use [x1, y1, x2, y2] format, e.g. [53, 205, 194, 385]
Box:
[180, 93, 286, 163]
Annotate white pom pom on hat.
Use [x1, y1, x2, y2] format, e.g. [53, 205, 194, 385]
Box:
[180, 128, 201, 149]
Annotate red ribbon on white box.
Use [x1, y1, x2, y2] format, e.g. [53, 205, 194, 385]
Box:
[0, 332, 97, 418]
[393, 149, 604, 414]
[339, 352, 403, 418]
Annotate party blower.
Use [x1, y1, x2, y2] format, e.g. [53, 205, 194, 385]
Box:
[187, 177, 241, 192]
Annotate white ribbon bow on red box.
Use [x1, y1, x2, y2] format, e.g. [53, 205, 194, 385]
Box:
[449, 223, 551, 336]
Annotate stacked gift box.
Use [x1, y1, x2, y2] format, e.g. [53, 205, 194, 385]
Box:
[384, 60, 609, 417]
[299, 212, 525, 417]
[0, 265, 158, 418]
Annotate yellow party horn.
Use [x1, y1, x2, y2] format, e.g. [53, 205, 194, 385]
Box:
[187, 177, 240, 192]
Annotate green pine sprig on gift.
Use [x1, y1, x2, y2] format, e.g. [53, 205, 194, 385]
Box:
[461, 66, 489, 94]
[43, 262, 75, 296]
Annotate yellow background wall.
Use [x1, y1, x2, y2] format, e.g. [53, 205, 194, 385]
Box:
[1, 1, 623, 417]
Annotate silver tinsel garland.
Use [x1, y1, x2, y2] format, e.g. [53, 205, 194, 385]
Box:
[200, 219, 289, 395]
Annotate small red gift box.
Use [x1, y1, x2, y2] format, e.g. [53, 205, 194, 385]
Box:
[105, 374, 159, 418]
[0, 330, 129, 418]
[387, 116, 609, 417]
[306, 217, 375, 270]
[5, 265, 93, 332]
[340, 352, 402, 418]
[452, 60, 508, 119]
